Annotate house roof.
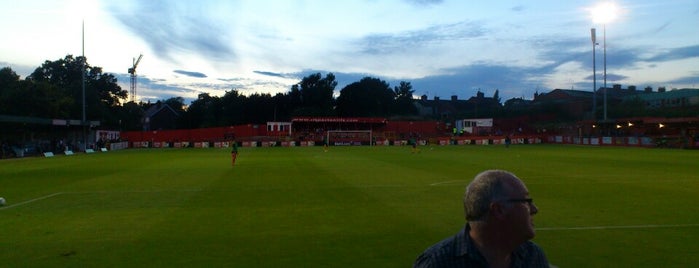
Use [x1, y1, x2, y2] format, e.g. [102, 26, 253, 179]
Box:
[625, 88, 699, 101]
[536, 89, 593, 101]
[144, 103, 179, 118]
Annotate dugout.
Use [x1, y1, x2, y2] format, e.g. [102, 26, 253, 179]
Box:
[0, 114, 100, 157]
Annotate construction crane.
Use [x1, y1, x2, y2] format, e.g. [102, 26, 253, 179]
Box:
[128, 54, 143, 102]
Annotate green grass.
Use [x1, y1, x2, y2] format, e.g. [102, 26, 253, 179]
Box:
[1, 145, 698, 267]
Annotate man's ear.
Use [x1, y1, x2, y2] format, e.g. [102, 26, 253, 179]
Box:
[489, 201, 507, 220]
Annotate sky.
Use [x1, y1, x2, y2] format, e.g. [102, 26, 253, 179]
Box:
[1, 0, 698, 105]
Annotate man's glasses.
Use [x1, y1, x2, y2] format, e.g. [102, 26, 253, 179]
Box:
[506, 198, 534, 205]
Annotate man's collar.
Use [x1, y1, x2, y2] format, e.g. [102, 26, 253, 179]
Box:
[457, 224, 488, 262]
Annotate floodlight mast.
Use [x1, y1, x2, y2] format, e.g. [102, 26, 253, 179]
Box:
[603, 24, 607, 121]
[591, 28, 597, 120]
[591, 2, 618, 121]
[128, 54, 143, 102]
[82, 21, 87, 151]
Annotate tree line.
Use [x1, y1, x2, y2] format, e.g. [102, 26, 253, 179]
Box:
[0, 55, 422, 131]
[4, 55, 688, 132]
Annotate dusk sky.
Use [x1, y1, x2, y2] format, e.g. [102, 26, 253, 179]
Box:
[2, 0, 698, 104]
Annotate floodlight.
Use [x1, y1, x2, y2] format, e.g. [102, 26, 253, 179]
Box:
[591, 2, 618, 24]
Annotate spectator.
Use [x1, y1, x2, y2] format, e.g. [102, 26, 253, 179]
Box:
[414, 170, 549, 267]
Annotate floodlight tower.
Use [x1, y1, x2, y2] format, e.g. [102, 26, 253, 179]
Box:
[591, 28, 598, 120]
[128, 54, 143, 102]
[591, 2, 617, 121]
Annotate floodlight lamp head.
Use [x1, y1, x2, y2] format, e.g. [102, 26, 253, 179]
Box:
[591, 2, 618, 24]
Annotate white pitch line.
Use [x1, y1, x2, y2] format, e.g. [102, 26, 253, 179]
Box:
[0, 189, 206, 210]
[430, 180, 467, 186]
[2, 193, 699, 233]
[537, 223, 699, 231]
[0, 192, 64, 210]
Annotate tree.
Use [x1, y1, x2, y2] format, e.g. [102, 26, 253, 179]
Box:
[393, 81, 418, 116]
[293, 73, 337, 116]
[163, 97, 187, 115]
[114, 101, 144, 131]
[184, 93, 221, 128]
[26, 55, 127, 127]
[0, 67, 21, 115]
[245, 93, 276, 123]
[271, 92, 294, 122]
[493, 89, 501, 104]
[336, 77, 395, 117]
[219, 90, 246, 125]
[0, 67, 20, 88]
[1, 66, 73, 118]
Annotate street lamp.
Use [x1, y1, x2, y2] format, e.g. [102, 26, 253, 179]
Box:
[591, 2, 618, 121]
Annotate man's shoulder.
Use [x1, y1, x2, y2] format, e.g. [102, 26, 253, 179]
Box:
[514, 240, 549, 267]
[420, 233, 460, 256]
[413, 229, 470, 268]
[518, 240, 546, 253]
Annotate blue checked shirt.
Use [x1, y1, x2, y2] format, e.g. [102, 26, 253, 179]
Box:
[414, 225, 549, 268]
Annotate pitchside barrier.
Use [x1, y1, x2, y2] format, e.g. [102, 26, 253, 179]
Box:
[124, 134, 693, 149]
[126, 137, 541, 148]
[548, 136, 656, 147]
[299, 141, 315, 147]
[110, 142, 128, 151]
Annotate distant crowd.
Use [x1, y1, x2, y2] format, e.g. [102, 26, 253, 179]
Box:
[0, 138, 123, 159]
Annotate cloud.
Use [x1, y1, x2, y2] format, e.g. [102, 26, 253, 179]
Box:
[668, 73, 699, 86]
[404, 0, 444, 6]
[357, 20, 486, 55]
[290, 65, 546, 100]
[253, 71, 288, 78]
[511, 5, 525, 12]
[292, 59, 561, 101]
[409, 63, 540, 96]
[173, 70, 207, 78]
[651, 21, 673, 34]
[583, 73, 629, 82]
[1, 61, 37, 78]
[98, 0, 697, 105]
[106, 1, 235, 63]
[645, 45, 699, 62]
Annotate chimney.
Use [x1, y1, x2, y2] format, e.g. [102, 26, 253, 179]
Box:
[644, 86, 652, 93]
[434, 96, 440, 101]
[658, 87, 666, 93]
[451, 95, 458, 101]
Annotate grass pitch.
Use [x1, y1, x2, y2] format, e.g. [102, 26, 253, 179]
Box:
[1, 144, 698, 267]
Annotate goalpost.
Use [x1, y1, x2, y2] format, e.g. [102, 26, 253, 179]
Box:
[326, 130, 373, 146]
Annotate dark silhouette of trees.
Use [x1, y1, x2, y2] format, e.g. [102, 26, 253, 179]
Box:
[184, 93, 221, 128]
[4, 55, 696, 137]
[25, 55, 128, 127]
[293, 72, 337, 116]
[336, 77, 395, 117]
[393, 81, 418, 116]
[164, 97, 187, 115]
[116, 101, 144, 131]
[180, 90, 288, 129]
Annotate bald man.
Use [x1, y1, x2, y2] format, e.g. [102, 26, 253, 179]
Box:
[414, 170, 549, 268]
